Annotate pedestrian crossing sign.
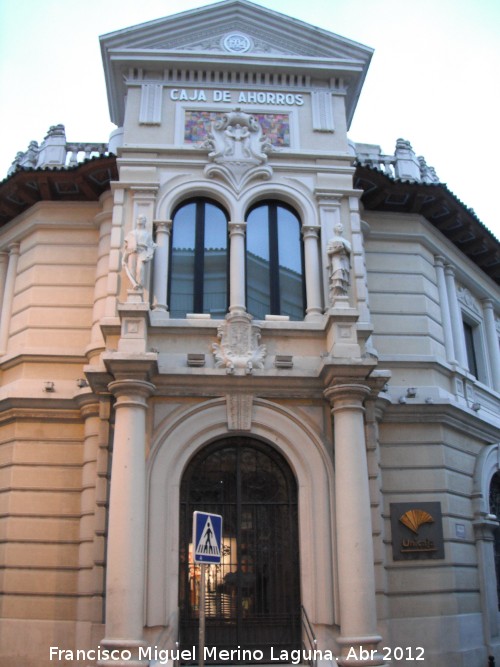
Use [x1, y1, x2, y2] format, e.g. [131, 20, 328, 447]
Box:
[193, 511, 223, 564]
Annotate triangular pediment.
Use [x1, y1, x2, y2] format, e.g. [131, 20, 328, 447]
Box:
[101, 0, 371, 60]
[100, 0, 373, 125]
[143, 24, 299, 58]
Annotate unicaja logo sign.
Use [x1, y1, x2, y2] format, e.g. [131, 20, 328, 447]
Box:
[399, 509, 436, 554]
[399, 509, 434, 534]
[390, 502, 444, 560]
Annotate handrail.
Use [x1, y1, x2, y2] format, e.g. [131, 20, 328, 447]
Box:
[301, 605, 317, 667]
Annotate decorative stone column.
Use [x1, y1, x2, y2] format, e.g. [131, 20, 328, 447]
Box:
[0, 243, 20, 355]
[444, 264, 467, 368]
[152, 220, 172, 313]
[302, 225, 323, 319]
[434, 256, 456, 364]
[229, 221, 246, 314]
[324, 382, 384, 666]
[97, 376, 155, 667]
[482, 299, 500, 393]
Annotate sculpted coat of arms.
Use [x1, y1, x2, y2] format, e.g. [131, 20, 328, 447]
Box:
[212, 312, 267, 375]
[203, 108, 273, 189]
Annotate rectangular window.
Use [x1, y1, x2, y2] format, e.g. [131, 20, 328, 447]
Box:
[463, 320, 479, 379]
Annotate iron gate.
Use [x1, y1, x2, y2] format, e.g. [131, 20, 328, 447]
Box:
[179, 437, 301, 662]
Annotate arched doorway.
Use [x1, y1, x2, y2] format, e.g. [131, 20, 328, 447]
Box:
[179, 437, 301, 662]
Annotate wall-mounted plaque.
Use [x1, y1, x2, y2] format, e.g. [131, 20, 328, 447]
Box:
[390, 502, 445, 560]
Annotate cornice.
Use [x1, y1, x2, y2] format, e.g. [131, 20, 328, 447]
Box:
[0, 351, 89, 371]
[380, 401, 500, 443]
[355, 163, 500, 285]
[0, 156, 117, 229]
[0, 399, 83, 423]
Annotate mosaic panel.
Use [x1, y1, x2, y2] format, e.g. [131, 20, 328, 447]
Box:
[184, 111, 290, 147]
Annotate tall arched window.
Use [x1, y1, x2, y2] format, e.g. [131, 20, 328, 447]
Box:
[246, 201, 305, 320]
[490, 471, 500, 609]
[169, 199, 228, 318]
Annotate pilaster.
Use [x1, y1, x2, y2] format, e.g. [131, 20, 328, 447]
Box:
[0, 243, 20, 355]
[131, 185, 158, 226]
[0, 250, 8, 314]
[104, 186, 125, 321]
[76, 396, 101, 623]
[315, 192, 343, 311]
[87, 198, 113, 364]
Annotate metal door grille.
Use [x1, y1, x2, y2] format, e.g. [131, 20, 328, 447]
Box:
[179, 437, 301, 662]
[490, 472, 500, 609]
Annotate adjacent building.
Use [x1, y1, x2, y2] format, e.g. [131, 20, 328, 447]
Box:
[1, 2, 499, 667]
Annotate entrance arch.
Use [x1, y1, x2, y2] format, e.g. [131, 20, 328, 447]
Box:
[146, 397, 335, 640]
[179, 437, 300, 660]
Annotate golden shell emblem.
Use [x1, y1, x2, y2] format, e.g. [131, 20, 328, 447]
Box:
[399, 509, 434, 535]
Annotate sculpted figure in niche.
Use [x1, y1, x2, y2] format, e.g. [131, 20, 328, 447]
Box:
[327, 223, 351, 301]
[122, 215, 157, 290]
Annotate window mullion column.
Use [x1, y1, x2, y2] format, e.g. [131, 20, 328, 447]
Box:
[269, 205, 280, 314]
[193, 202, 205, 313]
[302, 225, 322, 320]
[228, 221, 247, 314]
[152, 220, 172, 313]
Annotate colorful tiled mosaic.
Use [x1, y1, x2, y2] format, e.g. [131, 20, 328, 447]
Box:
[184, 111, 290, 147]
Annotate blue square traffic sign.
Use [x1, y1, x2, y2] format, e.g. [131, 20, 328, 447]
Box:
[193, 511, 223, 564]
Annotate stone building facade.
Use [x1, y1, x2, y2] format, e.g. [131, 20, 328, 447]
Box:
[0, 2, 499, 667]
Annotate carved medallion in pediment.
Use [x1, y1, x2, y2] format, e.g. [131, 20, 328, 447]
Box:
[144, 25, 300, 57]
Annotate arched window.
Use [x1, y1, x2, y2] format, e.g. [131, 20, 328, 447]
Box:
[246, 201, 305, 320]
[490, 471, 500, 609]
[169, 199, 228, 318]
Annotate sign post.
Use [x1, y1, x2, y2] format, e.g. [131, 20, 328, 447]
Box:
[193, 512, 223, 667]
